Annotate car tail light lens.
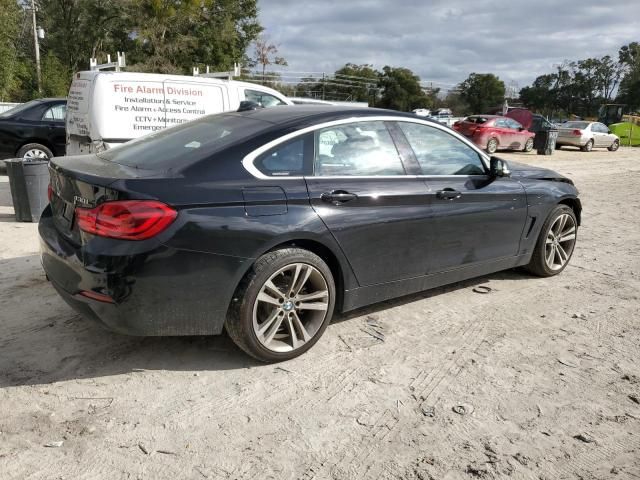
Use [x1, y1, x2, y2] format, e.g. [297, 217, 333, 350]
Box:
[75, 200, 177, 240]
[572, 129, 582, 136]
[47, 184, 53, 202]
[79, 290, 115, 303]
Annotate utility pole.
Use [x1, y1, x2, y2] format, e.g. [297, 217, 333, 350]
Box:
[30, 0, 42, 94]
[322, 73, 325, 100]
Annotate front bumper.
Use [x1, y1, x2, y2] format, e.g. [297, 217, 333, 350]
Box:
[39, 206, 246, 336]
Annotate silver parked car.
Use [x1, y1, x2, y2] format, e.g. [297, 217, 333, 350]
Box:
[556, 121, 620, 152]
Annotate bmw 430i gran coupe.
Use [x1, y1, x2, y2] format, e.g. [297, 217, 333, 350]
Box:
[40, 106, 581, 362]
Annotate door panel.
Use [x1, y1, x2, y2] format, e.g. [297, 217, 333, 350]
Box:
[393, 120, 528, 273]
[425, 176, 528, 272]
[306, 120, 434, 286]
[306, 177, 434, 285]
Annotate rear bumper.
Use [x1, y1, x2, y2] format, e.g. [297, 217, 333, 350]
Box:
[556, 136, 587, 147]
[39, 205, 247, 336]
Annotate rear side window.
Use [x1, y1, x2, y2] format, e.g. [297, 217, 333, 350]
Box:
[255, 138, 306, 176]
[42, 104, 66, 121]
[398, 122, 486, 176]
[314, 121, 405, 176]
[245, 89, 287, 107]
[98, 114, 269, 170]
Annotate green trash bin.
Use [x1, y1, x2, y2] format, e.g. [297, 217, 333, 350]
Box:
[5, 158, 50, 222]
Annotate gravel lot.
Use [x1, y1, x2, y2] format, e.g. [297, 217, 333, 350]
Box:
[1, 147, 639, 479]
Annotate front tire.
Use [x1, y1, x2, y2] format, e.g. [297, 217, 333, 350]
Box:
[608, 139, 620, 151]
[581, 140, 594, 152]
[226, 248, 336, 362]
[17, 143, 53, 159]
[525, 205, 577, 277]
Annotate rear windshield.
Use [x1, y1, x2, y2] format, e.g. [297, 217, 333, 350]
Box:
[563, 121, 589, 129]
[98, 113, 269, 170]
[0, 100, 41, 118]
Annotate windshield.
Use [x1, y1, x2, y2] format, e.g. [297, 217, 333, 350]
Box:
[563, 121, 590, 129]
[98, 113, 270, 170]
[0, 100, 41, 118]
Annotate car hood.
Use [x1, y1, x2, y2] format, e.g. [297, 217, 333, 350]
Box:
[506, 160, 574, 184]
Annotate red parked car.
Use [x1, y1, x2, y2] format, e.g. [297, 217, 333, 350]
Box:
[453, 115, 535, 154]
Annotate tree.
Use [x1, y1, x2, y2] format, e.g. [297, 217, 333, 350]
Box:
[127, 0, 262, 73]
[378, 66, 429, 111]
[458, 73, 505, 114]
[252, 34, 287, 84]
[617, 42, 640, 110]
[0, 0, 24, 101]
[519, 74, 556, 115]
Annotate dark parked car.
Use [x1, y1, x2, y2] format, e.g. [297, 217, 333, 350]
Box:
[0, 98, 66, 160]
[40, 106, 581, 362]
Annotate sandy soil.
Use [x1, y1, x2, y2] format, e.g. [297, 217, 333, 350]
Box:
[1, 147, 639, 480]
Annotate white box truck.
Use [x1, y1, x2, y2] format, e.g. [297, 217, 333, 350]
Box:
[66, 70, 293, 155]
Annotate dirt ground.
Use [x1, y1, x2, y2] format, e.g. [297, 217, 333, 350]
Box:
[1, 147, 639, 480]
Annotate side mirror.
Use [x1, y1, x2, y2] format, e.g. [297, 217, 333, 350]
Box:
[490, 157, 511, 178]
[519, 127, 526, 131]
[237, 100, 263, 112]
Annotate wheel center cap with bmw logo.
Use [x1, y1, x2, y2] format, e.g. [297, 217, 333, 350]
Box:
[283, 301, 294, 311]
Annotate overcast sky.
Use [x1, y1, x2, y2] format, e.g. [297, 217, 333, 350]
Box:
[258, 0, 640, 91]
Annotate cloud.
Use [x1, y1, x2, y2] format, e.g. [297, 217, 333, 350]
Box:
[257, 0, 640, 89]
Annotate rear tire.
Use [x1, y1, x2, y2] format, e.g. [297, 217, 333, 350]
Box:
[525, 205, 577, 277]
[17, 143, 53, 159]
[608, 139, 620, 151]
[581, 140, 594, 152]
[486, 138, 498, 154]
[225, 248, 336, 362]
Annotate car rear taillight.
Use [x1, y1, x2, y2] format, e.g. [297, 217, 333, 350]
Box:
[47, 184, 53, 202]
[75, 200, 177, 240]
[572, 129, 582, 136]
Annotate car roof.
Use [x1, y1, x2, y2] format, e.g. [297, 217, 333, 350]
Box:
[231, 105, 435, 127]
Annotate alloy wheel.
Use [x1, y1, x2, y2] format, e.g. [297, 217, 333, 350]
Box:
[544, 213, 577, 271]
[487, 139, 498, 154]
[524, 138, 534, 152]
[252, 263, 330, 352]
[23, 149, 49, 159]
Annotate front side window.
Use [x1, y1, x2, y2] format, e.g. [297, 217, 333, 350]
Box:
[314, 121, 405, 176]
[42, 104, 66, 121]
[256, 138, 305, 176]
[244, 89, 287, 108]
[494, 118, 508, 128]
[398, 122, 486, 176]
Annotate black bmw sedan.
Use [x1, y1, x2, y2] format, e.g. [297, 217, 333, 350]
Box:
[0, 98, 67, 160]
[40, 106, 581, 361]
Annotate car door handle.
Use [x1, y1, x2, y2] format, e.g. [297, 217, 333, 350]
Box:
[436, 188, 462, 200]
[320, 190, 358, 205]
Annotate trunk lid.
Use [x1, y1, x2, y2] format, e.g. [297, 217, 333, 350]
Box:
[48, 155, 162, 243]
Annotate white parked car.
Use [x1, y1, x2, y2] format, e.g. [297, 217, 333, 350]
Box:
[412, 108, 431, 117]
[65, 71, 293, 155]
[556, 121, 620, 152]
